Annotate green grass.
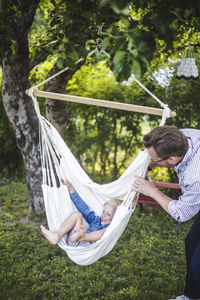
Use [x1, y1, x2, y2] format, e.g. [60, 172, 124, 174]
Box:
[0, 181, 193, 300]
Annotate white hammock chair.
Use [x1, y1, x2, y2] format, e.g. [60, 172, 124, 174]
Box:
[27, 68, 174, 266]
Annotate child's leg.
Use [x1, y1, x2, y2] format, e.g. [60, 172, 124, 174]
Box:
[70, 225, 86, 243]
[40, 212, 83, 245]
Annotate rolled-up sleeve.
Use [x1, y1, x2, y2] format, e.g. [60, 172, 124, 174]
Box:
[70, 191, 95, 224]
[168, 182, 200, 222]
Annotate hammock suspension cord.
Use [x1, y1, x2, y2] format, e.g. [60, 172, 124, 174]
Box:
[26, 59, 176, 125]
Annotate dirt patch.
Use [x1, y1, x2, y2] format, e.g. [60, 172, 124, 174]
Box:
[0, 184, 10, 189]
[19, 216, 40, 227]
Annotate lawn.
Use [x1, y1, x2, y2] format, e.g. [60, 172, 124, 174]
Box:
[0, 181, 193, 300]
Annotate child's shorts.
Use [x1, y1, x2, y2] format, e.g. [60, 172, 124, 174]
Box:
[67, 229, 91, 247]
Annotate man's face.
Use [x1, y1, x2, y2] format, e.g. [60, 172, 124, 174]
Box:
[147, 146, 177, 168]
[101, 204, 116, 225]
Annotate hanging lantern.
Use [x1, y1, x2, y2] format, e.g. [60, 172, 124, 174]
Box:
[177, 58, 198, 79]
[177, 46, 198, 79]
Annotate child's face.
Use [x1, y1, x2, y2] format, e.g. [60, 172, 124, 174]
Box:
[101, 204, 116, 225]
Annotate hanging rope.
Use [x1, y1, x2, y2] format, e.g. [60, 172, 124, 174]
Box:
[32, 58, 84, 90]
[26, 66, 175, 124]
[132, 75, 168, 109]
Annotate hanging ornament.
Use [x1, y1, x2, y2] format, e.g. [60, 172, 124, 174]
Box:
[176, 47, 198, 79]
[88, 25, 110, 58]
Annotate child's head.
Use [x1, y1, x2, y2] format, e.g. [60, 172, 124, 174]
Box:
[101, 199, 122, 225]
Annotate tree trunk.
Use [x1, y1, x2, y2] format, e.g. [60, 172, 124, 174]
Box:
[45, 61, 85, 139]
[1, 0, 88, 214]
[45, 66, 69, 139]
[2, 56, 43, 213]
[1, 1, 43, 213]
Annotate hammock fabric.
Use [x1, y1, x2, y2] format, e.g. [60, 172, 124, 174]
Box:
[40, 116, 149, 265]
[28, 75, 172, 266]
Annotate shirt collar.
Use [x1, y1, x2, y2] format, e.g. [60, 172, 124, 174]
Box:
[174, 137, 192, 172]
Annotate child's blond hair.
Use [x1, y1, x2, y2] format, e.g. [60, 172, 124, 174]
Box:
[105, 194, 138, 209]
[104, 198, 122, 209]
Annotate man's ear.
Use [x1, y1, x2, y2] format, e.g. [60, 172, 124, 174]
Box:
[168, 156, 182, 164]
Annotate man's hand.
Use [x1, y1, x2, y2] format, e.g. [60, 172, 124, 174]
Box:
[132, 176, 157, 198]
[132, 176, 172, 213]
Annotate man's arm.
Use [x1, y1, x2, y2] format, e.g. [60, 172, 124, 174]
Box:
[132, 176, 172, 213]
[78, 228, 107, 243]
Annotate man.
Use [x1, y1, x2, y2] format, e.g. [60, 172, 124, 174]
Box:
[132, 126, 200, 300]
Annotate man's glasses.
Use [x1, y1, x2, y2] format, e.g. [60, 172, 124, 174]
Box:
[150, 156, 169, 167]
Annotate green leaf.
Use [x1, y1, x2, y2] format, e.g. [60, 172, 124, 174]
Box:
[140, 55, 149, 68]
[130, 49, 138, 58]
[121, 63, 131, 80]
[131, 60, 141, 78]
[56, 57, 64, 69]
[113, 51, 126, 66]
[102, 37, 110, 50]
[121, 15, 130, 27]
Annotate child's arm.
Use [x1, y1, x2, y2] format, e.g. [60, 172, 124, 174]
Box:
[78, 228, 107, 243]
[61, 179, 75, 193]
[61, 179, 95, 224]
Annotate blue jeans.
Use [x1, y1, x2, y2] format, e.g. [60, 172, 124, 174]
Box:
[184, 211, 200, 299]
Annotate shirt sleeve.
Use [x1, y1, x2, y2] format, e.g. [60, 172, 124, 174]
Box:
[168, 181, 200, 222]
[70, 191, 96, 224]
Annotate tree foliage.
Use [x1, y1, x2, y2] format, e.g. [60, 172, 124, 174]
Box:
[66, 60, 144, 181]
[99, 0, 200, 80]
[148, 59, 200, 129]
[1, 0, 200, 211]
[1, 0, 200, 79]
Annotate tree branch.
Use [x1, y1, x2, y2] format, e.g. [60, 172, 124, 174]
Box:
[29, 50, 51, 71]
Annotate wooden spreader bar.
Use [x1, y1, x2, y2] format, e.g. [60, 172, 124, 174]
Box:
[34, 90, 176, 117]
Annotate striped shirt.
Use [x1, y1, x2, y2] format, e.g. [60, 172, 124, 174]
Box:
[168, 128, 200, 222]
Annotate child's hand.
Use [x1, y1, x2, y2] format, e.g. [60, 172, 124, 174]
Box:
[61, 179, 75, 193]
[76, 225, 86, 236]
[70, 225, 86, 243]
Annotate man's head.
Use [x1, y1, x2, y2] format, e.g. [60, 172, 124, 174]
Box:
[143, 126, 188, 167]
[101, 199, 122, 225]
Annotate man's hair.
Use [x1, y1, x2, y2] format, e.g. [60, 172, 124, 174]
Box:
[104, 199, 122, 208]
[143, 126, 188, 158]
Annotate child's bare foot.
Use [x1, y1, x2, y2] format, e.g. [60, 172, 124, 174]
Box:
[40, 225, 59, 245]
[70, 225, 86, 243]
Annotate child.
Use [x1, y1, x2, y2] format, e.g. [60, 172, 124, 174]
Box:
[40, 179, 122, 247]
